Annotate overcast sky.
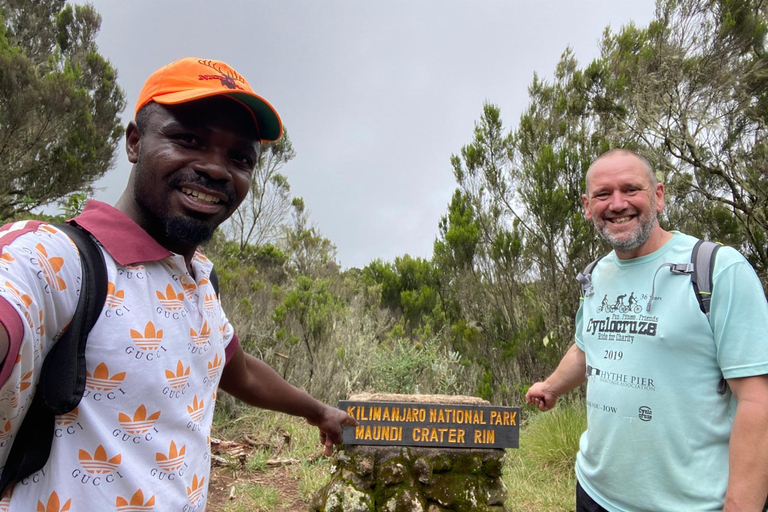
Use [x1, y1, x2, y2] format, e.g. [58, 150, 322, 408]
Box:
[84, 1, 655, 269]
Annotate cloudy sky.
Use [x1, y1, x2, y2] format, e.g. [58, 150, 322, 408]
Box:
[85, 1, 655, 269]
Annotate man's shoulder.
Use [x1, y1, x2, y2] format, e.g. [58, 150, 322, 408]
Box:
[0, 221, 81, 261]
[0, 220, 57, 246]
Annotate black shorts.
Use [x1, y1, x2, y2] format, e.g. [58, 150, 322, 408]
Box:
[577, 480, 768, 512]
[576, 482, 609, 512]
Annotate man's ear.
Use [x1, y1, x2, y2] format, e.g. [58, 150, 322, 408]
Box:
[655, 182, 666, 213]
[125, 120, 141, 164]
[582, 194, 593, 220]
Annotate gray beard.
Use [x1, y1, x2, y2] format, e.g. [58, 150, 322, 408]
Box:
[597, 211, 657, 252]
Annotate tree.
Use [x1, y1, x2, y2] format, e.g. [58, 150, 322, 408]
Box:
[283, 197, 339, 278]
[592, 0, 768, 284]
[0, 0, 125, 220]
[272, 275, 342, 393]
[362, 255, 442, 338]
[225, 129, 295, 254]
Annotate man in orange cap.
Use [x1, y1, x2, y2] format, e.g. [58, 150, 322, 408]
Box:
[0, 57, 356, 510]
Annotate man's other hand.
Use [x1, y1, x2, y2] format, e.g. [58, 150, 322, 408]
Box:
[307, 404, 358, 456]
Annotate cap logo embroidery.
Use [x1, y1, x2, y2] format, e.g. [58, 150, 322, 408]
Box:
[198, 59, 245, 91]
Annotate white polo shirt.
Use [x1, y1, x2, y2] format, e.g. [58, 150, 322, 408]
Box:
[0, 200, 238, 511]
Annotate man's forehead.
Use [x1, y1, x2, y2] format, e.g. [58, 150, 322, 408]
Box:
[145, 98, 261, 142]
[586, 153, 649, 186]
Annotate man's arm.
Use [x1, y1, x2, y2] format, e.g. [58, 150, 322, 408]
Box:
[724, 374, 768, 512]
[218, 342, 357, 455]
[525, 343, 587, 412]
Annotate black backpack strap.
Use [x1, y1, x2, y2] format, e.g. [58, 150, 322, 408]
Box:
[691, 240, 721, 316]
[0, 222, 107, 495]
[210, 267, 219, 295]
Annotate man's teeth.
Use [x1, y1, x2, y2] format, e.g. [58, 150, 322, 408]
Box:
[611, 216, 632, 224]
[181, 187, 220, 204]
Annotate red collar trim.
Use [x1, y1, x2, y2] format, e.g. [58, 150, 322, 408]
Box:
[71, 200, 173, 266]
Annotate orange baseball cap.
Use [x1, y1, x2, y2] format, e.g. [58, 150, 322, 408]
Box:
[135, 57, 283, 141]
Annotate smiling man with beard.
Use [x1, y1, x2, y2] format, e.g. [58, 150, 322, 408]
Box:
[0, 57, 356, 510]
[526, 149, 768, 511]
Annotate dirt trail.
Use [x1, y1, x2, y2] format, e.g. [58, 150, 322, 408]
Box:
[207, 465, 308, 512]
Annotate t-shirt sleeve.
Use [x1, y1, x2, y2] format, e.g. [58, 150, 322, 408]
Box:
[0, 223, 81, 425]
[710, 247, 768, 379]
[574, 302, 585, 351]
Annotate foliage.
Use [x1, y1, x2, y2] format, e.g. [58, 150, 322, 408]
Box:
[359, 338, 464, 395]
[591, 0, 768, 283]
[225, 129, 296, 254]
[273, 275, 343, 394]
[0, 0, 125, 220]
[283, 197, 339, 278]
[362, 255, 443, 337]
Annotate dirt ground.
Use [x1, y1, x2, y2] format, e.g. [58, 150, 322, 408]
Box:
[207, 464, 309, 512]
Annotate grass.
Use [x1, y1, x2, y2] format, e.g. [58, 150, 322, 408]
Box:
[212, 399, 587, 512]
[221, 482, 282, 512]
[503, 401, 586, 511]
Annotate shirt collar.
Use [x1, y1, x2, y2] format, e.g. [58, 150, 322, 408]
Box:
[71, 200, 173, 266]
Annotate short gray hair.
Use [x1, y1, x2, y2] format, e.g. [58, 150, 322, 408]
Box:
[586, 149, 657, 192]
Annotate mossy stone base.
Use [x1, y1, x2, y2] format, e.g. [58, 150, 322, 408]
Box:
[311, 445, 508, 512]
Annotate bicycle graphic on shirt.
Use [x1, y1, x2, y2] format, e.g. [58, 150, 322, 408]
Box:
[596, 292, 642, 314]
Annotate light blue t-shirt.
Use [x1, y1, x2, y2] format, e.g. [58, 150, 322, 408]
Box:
[574, 232, 768, 511]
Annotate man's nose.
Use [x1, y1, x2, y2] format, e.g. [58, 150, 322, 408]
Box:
[607, 191, 629, 210]
[192, 149, 232, 181]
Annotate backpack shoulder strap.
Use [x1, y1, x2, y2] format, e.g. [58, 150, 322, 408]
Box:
[690, 239, 727, 395]
[690, 240, 721, 316]
[0, 222, 107, 496]
[210, 267, 220, 295]
[576, 254, 606, 300]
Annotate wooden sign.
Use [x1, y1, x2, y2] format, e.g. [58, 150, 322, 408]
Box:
[339, 400, 520, 449]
